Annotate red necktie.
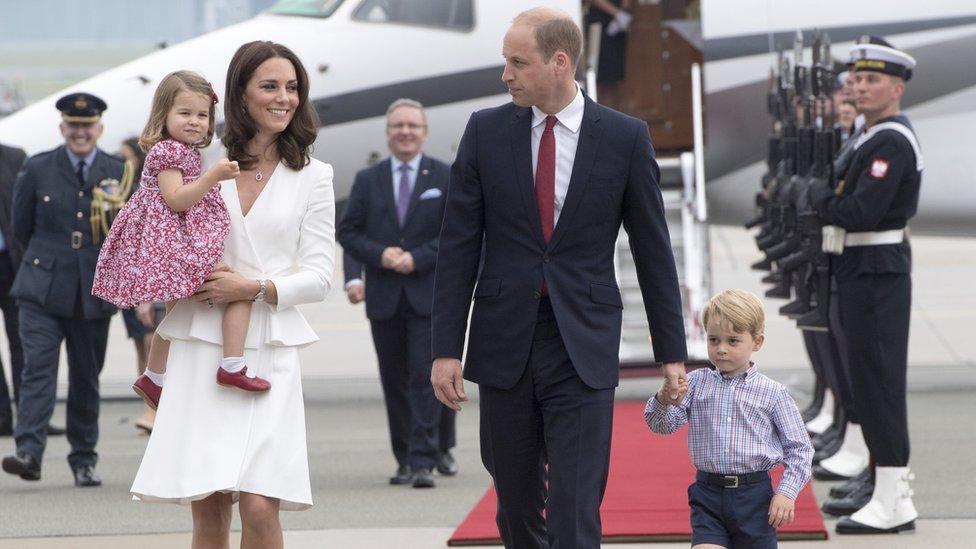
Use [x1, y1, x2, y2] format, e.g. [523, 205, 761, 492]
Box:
[536, 115, 556, 296]
[536, 115, 557, 245]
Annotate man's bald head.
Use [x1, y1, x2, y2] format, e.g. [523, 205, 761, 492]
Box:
[512, 7, 582, 69]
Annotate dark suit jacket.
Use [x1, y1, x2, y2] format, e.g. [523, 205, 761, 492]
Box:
[0, 143, 27, 269]
[343, 250, 364, 287]
[431, 96, 688, 390]
[10, 145, 122, 319]
[338, 155, 449, 320]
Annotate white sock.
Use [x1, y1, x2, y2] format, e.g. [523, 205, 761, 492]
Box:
[220, 356, 246, 374]
[145, 370, 166, 387]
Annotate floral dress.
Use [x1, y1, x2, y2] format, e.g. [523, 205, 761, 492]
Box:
[93, 139, 230, 308]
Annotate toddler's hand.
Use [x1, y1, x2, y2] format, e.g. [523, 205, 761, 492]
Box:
[211, 159, 241, 181]
[768, 493, 795, 527]
[656, 378, 687, 406]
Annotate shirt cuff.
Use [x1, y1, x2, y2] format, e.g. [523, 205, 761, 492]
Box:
[776, 481, 801, 501]
[344, 279, 364, 290]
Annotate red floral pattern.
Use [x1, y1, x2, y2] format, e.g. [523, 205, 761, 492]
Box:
[93, 139, 230, 308]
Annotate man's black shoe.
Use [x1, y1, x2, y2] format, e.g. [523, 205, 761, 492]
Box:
[437, 451, 459, 476]
[46, 424, 66, 436]
[412, 468, 435, 488]
[389, 465, 412, 485]
[72, 464, 101, 487]
[821, 480, 874, 516]
[830, 467, 872, 499]
[2, 452, 41, 481]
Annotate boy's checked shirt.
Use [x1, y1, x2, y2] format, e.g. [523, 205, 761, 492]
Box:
[645, 364, 813, 499]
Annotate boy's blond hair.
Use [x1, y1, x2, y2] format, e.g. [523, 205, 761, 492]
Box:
[702, 289, 765, 338]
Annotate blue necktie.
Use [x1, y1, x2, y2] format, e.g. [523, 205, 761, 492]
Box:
[76, 159, 86, 187]
[397, 164, 411, 227]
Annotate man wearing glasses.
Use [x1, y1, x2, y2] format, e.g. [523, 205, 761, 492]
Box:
[338, 98, 456, 489]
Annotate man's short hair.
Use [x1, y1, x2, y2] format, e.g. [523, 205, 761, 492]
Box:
[702, 289, 765, 338]
[513, 8, 582, 68]
[386, 98, 426, 122]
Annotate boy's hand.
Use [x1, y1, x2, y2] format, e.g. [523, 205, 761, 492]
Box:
[655, 378, 688, 406]
[768, 494, 795, 527]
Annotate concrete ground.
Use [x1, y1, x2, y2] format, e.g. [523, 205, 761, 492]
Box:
[0, 226, 973, 547]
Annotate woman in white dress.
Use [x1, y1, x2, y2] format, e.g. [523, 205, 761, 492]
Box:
[130, 41, 334, 549]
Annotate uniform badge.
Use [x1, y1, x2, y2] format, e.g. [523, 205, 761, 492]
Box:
[869, 158, 889, 179]
[75, 95, 88, 110]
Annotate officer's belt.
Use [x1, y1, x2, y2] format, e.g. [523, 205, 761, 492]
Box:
[845, 229, 906, 247]
[33, 229, 86, 250]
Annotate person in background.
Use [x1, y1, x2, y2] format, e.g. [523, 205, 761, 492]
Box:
[117, 137, 159, 433]
[587, 0, 633, 111]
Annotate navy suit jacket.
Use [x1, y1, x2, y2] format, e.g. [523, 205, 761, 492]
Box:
[431, 96, 688, 390]
[10, 146, 122, 319]
[0, 143, 27, 269]
[338, 155, 449, 320]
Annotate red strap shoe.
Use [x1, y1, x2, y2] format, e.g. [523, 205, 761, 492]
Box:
[132, 374, 163, 410]
[216, 366, 271, 392]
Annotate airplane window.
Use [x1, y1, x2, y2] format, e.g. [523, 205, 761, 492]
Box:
[352, 0, 473, 31]
[267, 0, 345, 17]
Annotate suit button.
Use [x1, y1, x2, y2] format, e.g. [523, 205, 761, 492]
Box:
[399, 238, 405, 244]
[78, 191, 84, 197]
[76, 212, 83, 219]
[43, 195, 50, 202]
[33, 258, 40, 265]
[534, 291, 541, 299]
[543, 254, 550, 263]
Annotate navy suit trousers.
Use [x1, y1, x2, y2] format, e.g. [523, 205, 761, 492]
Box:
[14, 292, 109, 468]
[479, 298, 614, 549]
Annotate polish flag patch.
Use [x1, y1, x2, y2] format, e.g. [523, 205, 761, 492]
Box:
[869, 158, 889, 179]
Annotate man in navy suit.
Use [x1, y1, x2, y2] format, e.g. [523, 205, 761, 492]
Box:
[431, 8, 688, 547]
[0, 142, 27, 437]
[338, 99, 456, 489]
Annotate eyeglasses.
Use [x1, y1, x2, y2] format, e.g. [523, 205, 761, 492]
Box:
[387, 123, 426, 131]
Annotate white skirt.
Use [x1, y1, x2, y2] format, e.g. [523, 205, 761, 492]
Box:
[130, 338, 312, 510]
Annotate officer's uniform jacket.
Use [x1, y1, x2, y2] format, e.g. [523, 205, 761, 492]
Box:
[811, 114, 921, 279]
[10, 145, 123, 319]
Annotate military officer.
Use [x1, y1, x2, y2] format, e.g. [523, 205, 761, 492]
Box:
[1, 92, 123, 487]
[809, 37, 920, 535]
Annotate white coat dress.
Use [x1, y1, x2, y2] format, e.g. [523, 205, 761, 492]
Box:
[130, 159, 335, 510]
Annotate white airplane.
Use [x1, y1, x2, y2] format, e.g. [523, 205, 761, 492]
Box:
[0, 0, 973, 235]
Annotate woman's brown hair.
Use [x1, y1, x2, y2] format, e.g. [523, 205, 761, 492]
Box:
[139, 70, 217, 152]
[222, 41, 319, 170]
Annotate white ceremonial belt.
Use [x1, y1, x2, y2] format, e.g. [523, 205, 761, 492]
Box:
[845, 229, 905, 247]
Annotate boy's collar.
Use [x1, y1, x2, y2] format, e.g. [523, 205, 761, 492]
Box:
[712, 362, 757, 381]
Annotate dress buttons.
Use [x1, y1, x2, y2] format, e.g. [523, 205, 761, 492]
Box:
[78, 191, 84, 197]
[76, 212, 84, 219]
[43, 195, 50, 202]
[33, 258, 40, 265]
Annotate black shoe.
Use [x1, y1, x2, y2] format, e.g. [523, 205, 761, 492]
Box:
[830, 467, 872, 499]
[812, 435, 844, 465]
[811, 427, 841, 452]
[46, 424, 66, 436]
[437, 451, 459, 476]
[2, 452, 41, 481]
[813, 463, 855, 481]
[72, 464, 101, 487]
[836, 516, 916, 535]
[821, 480, 874, 516]
[389, 465, 412, 485]
[412, 468, 435, 488]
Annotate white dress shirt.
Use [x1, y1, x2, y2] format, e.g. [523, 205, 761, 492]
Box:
[530, 85, 584, 224]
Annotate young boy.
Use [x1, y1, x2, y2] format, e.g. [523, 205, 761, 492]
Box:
[645, 289, 813, 549]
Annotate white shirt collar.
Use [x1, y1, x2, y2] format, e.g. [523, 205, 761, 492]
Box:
[391, 154, 422, 174]
[531, 85, 584, 134]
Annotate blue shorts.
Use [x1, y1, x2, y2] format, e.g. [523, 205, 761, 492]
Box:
[688, 471, 777, 549]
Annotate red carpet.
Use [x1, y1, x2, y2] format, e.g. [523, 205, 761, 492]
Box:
[448, 401, 827, 545]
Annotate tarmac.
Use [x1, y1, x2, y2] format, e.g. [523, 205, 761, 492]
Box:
[0, 225, 974, 547]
